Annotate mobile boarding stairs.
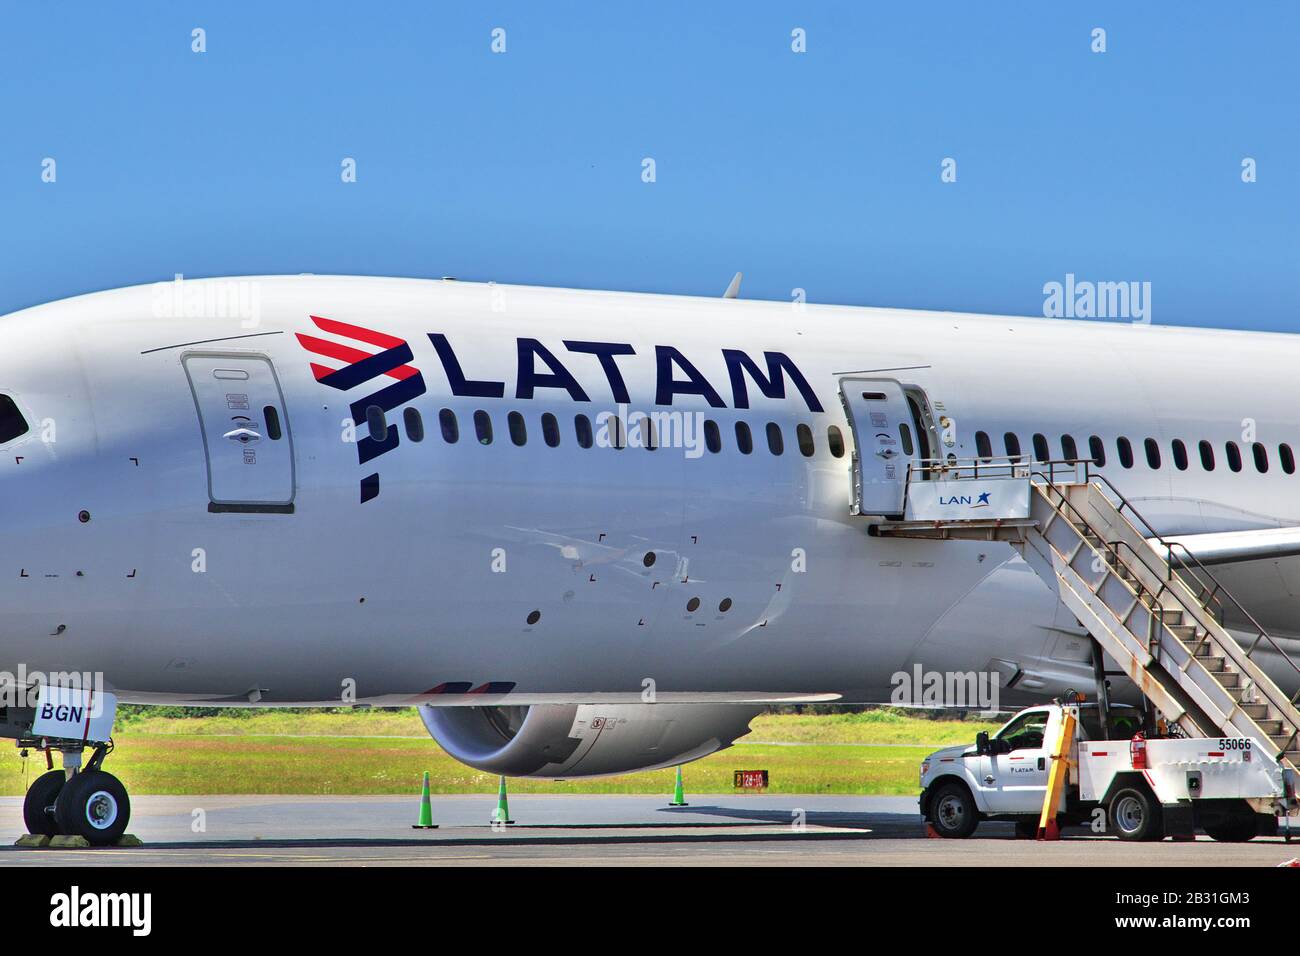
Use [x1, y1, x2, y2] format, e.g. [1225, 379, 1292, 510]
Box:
[860, 456, 1300, 781]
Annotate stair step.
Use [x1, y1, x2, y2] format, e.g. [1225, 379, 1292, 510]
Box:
[1271, 735, 1296, 750]
[1240, 703, 1270, 719]
[1217, 672, 1242, 688]
[1200, 656, 1226, 673]
[1257, 720, 1285, 735]
[1157, 608, 1184, 623]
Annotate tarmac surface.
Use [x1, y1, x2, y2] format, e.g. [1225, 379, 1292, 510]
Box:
[3, 794, 1298, 866]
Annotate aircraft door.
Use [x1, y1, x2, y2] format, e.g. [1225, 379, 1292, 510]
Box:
[839, 377, 922, 518]
[183, 353, 295, 512]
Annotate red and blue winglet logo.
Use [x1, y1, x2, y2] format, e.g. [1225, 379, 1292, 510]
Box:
[296, 316, 427, 503]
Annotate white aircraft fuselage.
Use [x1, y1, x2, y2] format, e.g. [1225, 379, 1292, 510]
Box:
[3, 276, 1298, 709]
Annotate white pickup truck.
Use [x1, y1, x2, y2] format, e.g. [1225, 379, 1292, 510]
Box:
[919, 700, 1297, 841]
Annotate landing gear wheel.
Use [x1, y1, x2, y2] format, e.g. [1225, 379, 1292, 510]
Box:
[1109, 787, 1163, 842]
[930, 782, 979, 838]
[22, 770, 66, 836]
[1203, 814, 1259, 843]
[54, 770, 130, 846]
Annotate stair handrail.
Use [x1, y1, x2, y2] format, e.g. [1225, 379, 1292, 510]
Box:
[1079, 466, 1300, 704]
[1029, 463, 1300, 756]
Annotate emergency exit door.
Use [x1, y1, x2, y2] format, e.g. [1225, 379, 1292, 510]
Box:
[839, 377, 923, 519]
[184, 354, 295, 512]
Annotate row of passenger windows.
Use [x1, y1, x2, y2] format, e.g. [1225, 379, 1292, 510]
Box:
[367, 405, 849, 459]
[974, 430, 1297, 475]
[365, 407, 1299, 476]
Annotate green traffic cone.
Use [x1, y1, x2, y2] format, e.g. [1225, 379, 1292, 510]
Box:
[491, 774, 514, 825]
[411, 771, 438, 829]
[669, 765, 688, 806]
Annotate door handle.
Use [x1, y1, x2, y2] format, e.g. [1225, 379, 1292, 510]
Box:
[984, 775, 995, 785]
[223, 427, 262, 444]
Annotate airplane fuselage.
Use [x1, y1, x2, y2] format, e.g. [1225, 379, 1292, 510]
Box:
[3, 276, 1298, 707]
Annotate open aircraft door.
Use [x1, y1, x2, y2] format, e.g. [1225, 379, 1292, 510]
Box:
[839, 377, 936, 519]
[184, 353, 296, 513]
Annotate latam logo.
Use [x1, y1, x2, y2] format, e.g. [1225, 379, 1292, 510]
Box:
[296, 316, 427, 503]
[297, 319, 825, 503]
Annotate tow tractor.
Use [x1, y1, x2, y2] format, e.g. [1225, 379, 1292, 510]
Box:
[919, 697, 1297, 841]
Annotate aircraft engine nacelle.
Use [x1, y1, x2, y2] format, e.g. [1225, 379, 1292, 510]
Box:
[418, 702, 762, 778]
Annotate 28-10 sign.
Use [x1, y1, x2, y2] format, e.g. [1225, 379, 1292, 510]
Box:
[734, 770, 769, 790]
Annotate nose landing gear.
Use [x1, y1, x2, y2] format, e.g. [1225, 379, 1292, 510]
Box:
[21, 741, 132, 847]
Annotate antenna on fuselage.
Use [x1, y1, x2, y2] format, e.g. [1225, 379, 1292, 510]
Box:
[722, 272, 742, 299]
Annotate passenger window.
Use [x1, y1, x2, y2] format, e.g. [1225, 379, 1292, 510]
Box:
[508, 411, 527, 446]
[1281, 443, 1296, 475]
[610, 415, 626, 450]
[1144, 438, 1161, 469]
[365, 405, 388, 443]
[1199, 439, 1215, 470]
[704, 419, 722, 454]
[575, 414, 593, 449]
[898, 423, 914, 457]
[641, 416, 658, 451]
[0, 395, 28, 444]
[1117, 437, 1134, 469]
[797, 423, 815, 457]
[403, 407, 423, 443]
[263, 405, 283, 441]
[1226, 441, 1242, 473]
[1088, 435, 1106, 467]
[474, 410, 493, 445]
[1253, 442, 1268, 473]
[1061, 435, 1077, 461]
[1172, 439, 1188, 470]
[828, 425, 845, 458]
[440, 408, 459, 444]
[766, 422, 784, 455]
[736, 421, 753, 455]
[542, 412, 560, 448]
[1003, 432, 1021, 460]
[1032, 433, 1049, 462]
[975, 430, 992, 460]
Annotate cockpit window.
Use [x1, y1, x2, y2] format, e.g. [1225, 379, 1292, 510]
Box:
[0, 395, 28, 444]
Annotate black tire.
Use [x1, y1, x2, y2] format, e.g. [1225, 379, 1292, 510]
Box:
[22, 770, 66, 836]
[929, 781, 979, 838]
[1108, 787, 1163, 842]
[54, 770, 130, 846]
[1203, 813, 1259, 843]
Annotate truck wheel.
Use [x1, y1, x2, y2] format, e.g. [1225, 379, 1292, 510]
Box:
[1203, 813, 1258, 843]
[930, 782, 978, 838]
[1109, 787, 1163, 842]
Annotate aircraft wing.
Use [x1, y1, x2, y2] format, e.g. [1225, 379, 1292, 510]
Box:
[1157, 527, 1300, 567]
[1151, 527, 1300, 639]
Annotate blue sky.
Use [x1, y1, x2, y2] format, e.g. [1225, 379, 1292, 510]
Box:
[1, 2, 1296, 330]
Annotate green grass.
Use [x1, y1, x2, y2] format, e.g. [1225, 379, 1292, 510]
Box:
[4, 709, 1000, 797]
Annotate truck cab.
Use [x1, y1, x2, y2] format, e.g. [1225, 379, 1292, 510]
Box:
[920, 704, 1137, 827]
